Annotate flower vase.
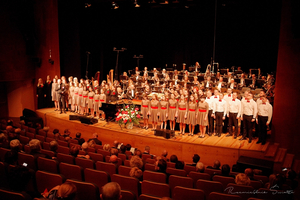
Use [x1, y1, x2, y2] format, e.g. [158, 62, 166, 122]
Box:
[126, 122, 134, 129]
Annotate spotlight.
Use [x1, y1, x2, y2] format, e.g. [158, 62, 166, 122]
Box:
[84, 3, 91, 8]
[134, 0, 140, 7]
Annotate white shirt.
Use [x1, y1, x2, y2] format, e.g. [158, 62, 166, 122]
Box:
[227, 98, 241, 117]
[241, 98, 257, 118]
[256, 97, 269, 105]
[213, 99, 227, 117]
[223, 94, 233, 103]
[257, 102, 273, 124]
[205, 96, 214, 110]
[217, 83, 222, 90]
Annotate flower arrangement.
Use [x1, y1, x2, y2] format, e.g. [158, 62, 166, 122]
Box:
[116, 104, 141, 126]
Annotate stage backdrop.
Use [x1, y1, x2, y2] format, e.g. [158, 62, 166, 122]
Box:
[58, 0, 281, 80]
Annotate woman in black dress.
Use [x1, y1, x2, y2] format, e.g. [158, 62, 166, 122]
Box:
[44, 75, 52, 108]
[37, 78, 46, 109]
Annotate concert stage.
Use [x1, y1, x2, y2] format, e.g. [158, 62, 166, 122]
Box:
[36, 108, 270, 167]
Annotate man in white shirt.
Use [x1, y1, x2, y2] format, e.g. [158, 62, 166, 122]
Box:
[226, 92, 241, 139]
[223, 88, 233, 133]
[256, 96, 272, 145]
[240, 93, 257, 143]
[205, 90, 215, 136]
[213, 93, 227, 137]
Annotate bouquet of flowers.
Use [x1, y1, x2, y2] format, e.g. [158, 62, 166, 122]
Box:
[115, 104, 141, 125]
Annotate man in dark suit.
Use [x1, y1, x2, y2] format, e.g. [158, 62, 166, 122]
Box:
[203, 76, 214, 88]
[56, 79, 66, 114]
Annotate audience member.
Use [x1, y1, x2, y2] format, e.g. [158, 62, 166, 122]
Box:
[119, 144, 126, 154]
[74, 132, 85, 145]
[101, 182, 122, 200]
[69, 145, 80, 157]
[103, 144, 111, 151]
[88, 139, 96, 148]
[196, 162, 205, 173]
[125, 144, 132, 151]
[130, 155, 144, 169]
[207, 160, 221, 170]
[112, 140, 119, 149]
[78, 142, 90, 159]
[60, 129, 71, 138]
[29, 139, 50, 159]
[50, 140, 58, 155]
[155, 159, 167, 173]
[170, 155, 178, 163]
[244, 168, 255, 180]
[0, 133, 9, 148]
[161, 150, 168, 161]
[88, 133, 102, 145]
[130, 167, 143, 181]
[175, 161, 185, 169]
[143, 146, 150, 154]
[286, 169, 298, 190]
[265, 174, 276, 189]
[110, 148, 119, 156]
[5, 139, 22, 165]
[235, 173, 251, 185]
[46, 182, 77, 200]
[135, 149, 142, 158]
[188, 154, 200, 166]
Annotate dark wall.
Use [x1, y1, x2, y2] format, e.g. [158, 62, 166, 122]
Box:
[59, 0, 281, 81]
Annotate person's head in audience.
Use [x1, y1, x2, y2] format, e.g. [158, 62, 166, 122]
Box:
[6, 125, 13, 133]
[10, 139, 21, 152]
[196, 162, 205, 173]
[235, 173, 250, 185]
[192, 154, 200, 163]
[15, 128, 21, 134]
[125, 144, 131, 151]
[130, 155, 143, 169]
[101, 182, 122, 200]
[144, 146, 150, 154]
[273, 173, 286, 190]
[70, 145, 80, 157]
[88, 140, 96, 148]
[161, 150, 168, 158]
[155, 159, 167, 173]
[56, 182, 77, 200]
[266, 174, 277, 189]
[221, 164, 231, 176]
[286, 169, 297, 180]
[175, 161, 184, 170]
[103, 144, 111, 151]
[0, 133, 7, 143]
[130, 167, 143, 180]
[244, 168, 254, 179]
[113, 140, 119, 148]
[50, 140, 58, 152]
[170, 155, 178, 163]
[76, 132, 81, 139]
[120, 145, 126, 154]
[29, 139, 42, 154]
[63, 129, 71, 137]
[110, 148, 119, 156]
[92, 133, 98, 138]
[135, 149, 142, 158]
[213, 160, 221, 169]
[53, 129, 59, 139]
[81, 142, 89, 152]
[109, 155, 118, 165]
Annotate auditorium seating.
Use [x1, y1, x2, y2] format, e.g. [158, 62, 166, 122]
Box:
[143, 170, 167, 183]
[40, 149, 55, 158]
[84, 168, 109, 190]
[111, 174, 140, 198]
[142, 180, 170, 198]
[0, 162, 8, 188]
[96, 161, 117, 177]
[19, 135, 30, 145]
[225, 183, 255, 200]
[69, 138, 79, 144]
[57, 145, 70, 154]
[212, 175, 235, 189]
[35, 134, 45, 142]
[75, 157, 95, 169]
[66, 179, 100, 200]
[253, 174, 269, 185]
[88, 152, 104, 162]
[118, 165, 132, 177]
[250, 180, 263, 189]
[0, 147, 10, 161]
[208, 192, 242, 200]
[121, 190, 136, 200]
[204, 168, 221, 176]
[59, 162, 83, 181]
[196, 179, 224, 198]
[145, 158, 156, 164]
[166, 168, 187, 177]
[183, 164, 196, 174]
[139, 194, 160, 200]
[0, 188, 32, 200]
[167, 162, 176, 168]
[189, 171, 211, 186]
[168, 175, 193, 195]
[37, 157, 59, 173]
[144, 163, 156, 171]
[56, 153, 74, 164]
[18, 153, 36, 170]
[172, 186, 205, 200]
[35, 170, 65, 193]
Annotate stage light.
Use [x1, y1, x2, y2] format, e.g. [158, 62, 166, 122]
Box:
[134, 0, 140, 7]
[84, 3, 91, 8]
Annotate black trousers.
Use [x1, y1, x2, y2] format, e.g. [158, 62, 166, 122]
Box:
[59, 95, 65, 112]
[215, 112, 224, 135]
[258, 115, 268, 143]
[223, 115, 229, 133]
[243, 114, 253, 140]
[228, 113, 238, 136]
[208, 110, 214, 134]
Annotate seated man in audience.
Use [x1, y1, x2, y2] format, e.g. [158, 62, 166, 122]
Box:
[112, 140, 119, 149]
[170, 155, 178, 163]
[87, 133, 102, 145]
[196, 162, 205, 173]
[79, 142, 90, 159]
[109, 155, 119, 172]
[0, 133, 9, 148]
[53, 129, 60, 140]
[161, 150, 168, 161]
[235, 173, 251, 185]
[49, 140, 58, 157]
[175, 161, 185, 170]
[101, 182, 122, 200]
[207, 160, 221, 170]
[244, 168, 255, 180]
[143, 146, 150, 155]
[5, 139, 22, 165]
[74, 132, 85, 145]
[135, 149, 142, 158]
[187, 154, 200, 166]
[155, 158, 167, 174]
[29, 139, 50, 159]
[219, 164, 235, 178]
[45, 182, 77, 200]
[69, 145, 80, 157]
[110, 148, 119, 156]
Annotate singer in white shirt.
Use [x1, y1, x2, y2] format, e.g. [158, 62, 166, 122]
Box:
[205, 90, 215, 136]
[226, 92, 241, 139]
[213, 93, 227, 137]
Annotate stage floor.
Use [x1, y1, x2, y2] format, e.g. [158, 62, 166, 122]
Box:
[36, 108, 270, 166]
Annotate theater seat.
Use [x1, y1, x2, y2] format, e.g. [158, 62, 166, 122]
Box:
[0, 162, 8, 188]
[253, 175, 269, 185]
[97, 149, 111, 159]
[168, 175, 193, 194]
[145, 158, 156, 164]
[212, 175, 235, 189]
[19, 136, 30, 145]
[65, 179, 100, 200]
[96, 161, 117, 177]
[172, 186, 205, 200]
[35, 134, 46, 142]
[37, 157, 59, 173]
[88, 152, 103, 162]
[167, 162, 176, 168]
[124, 160, 130, 167]
[57, 146, 70, 155]
[142, 180, 170, 198]
[208, 192, 242, 200]
[18, 152, 36, 171]
[184, 165, 196, 175]
[166, 168, 187, 177]
[196, 179, 223, 198]
[0, 188, 32, 200]
[0, 148, 10, 161]
[204, 168, 221, 176]
[139, 194, 160, 200]
[121, 190, 136, 200]
[189, 171, 211, 186]
[59, 162, 83, 181]
[75, 157, 95, 170]
[144, 163, 156, 172]
[38, 129, 47, 137]
[225, 183, 255, 200]
[118, 165, 132, 177]
[35, 170, 65, 193]
[84, 168, 109, 190]
[57, 153, 74, 164]
[111, 174, 140, 198]
[41, 149, 55, 158]
[143, 170, 167, 183]
[118, 153, 127, 162]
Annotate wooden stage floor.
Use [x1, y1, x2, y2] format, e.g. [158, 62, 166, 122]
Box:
[36, 108, 270, 167]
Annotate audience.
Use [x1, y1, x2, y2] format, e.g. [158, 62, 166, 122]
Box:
[244, 168, 255, 180]
[130, 167, 143, 181]
[74, 132, 85, 145]
[155, 159, 167, 173]
[143, 146, 150, 155]
[0, 133, 9, 148]
[196, 162, 205, 173]
[175, 161, 185, 170]
[135, 149, 142, 158]
[50, 140, 58, 155]
[79, 142, 90, 159]
[101, 182, 122, 200]
[113, 140, 119, 149]
[265, 174, 276, 189]
[170, 155, 178, 163]
[119, 144, 126, 155]
[103, 144, 111, 151]
[29, 139, 50, 159]
[69, 145, 80, 157]
[130, 155, 144, 169]
[46, 182, 77, 200]
[235, 173, 251, 185]
[207, 160, 221, 170]
[188, 154, 200, 166]
[110, 148, 119, 156]
[88, 139, 96, 148]
[88, 133, 102, 145]
[5, 139, 22, 165]
[286, 169, 298, 190]
[161, 150, 168, 161]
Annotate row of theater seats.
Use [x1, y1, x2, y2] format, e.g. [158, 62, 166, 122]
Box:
[0, 160, 292, 200]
